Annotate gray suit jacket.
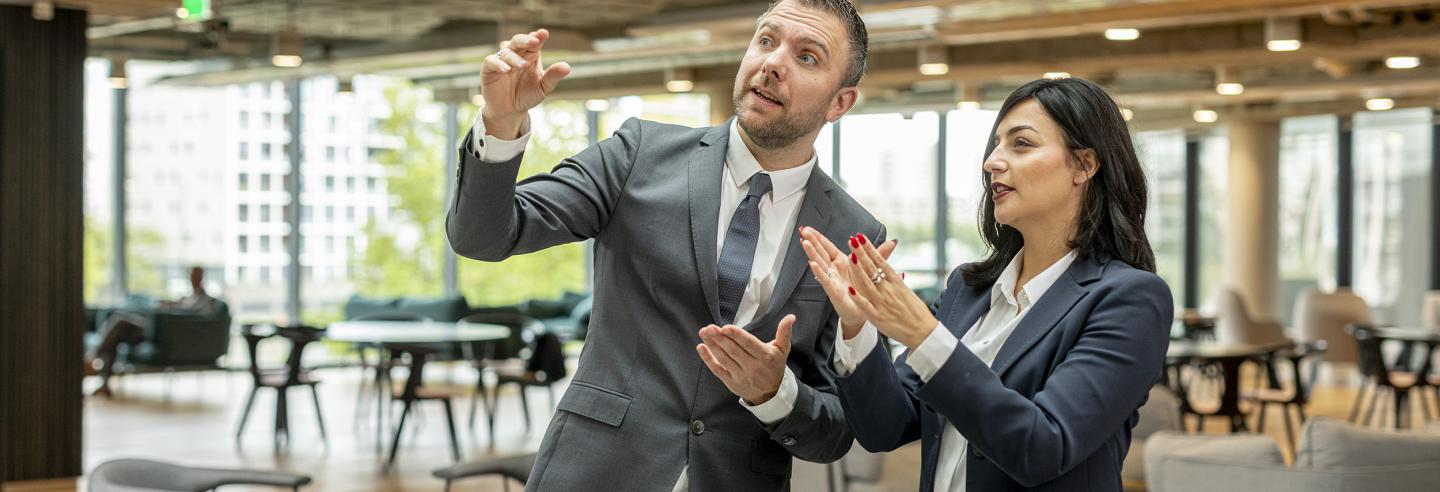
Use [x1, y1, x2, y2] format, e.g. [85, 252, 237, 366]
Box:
[447, 117, 885, 491]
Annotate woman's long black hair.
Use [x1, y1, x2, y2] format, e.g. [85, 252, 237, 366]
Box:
[960, 77, 1156, 290]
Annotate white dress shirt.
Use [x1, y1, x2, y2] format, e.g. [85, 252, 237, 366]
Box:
[833, 248, 1077, 492]
[468, 113, 816, 490]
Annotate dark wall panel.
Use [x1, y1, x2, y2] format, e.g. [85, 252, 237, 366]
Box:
[0, 5, 87, 481]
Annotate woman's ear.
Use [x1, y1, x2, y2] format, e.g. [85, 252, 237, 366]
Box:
[1073, 148, 1100, 185]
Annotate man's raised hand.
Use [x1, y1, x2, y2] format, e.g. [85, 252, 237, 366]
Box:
[480, 29, 572, 139]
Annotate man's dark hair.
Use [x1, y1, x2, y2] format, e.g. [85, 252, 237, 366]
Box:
[760, 0, 869, 87]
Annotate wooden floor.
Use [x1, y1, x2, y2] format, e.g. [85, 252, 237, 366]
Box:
[9, 361, 1431, 491]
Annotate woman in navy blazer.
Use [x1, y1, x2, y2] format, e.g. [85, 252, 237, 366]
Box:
[798, 77, 1172, 490]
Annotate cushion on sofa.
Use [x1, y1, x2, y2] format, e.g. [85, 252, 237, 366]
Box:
[1296, 417, 1440, 469]
[398, 296, 470, 322]
[344, 295, 399, 320]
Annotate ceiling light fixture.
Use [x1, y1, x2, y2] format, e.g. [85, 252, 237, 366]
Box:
[1365, 98, 1395, 111]
[665, 68, 694, 93]
[918, 45, 950, 76]
[1265, 18, 1302, 52]
[1385, 56, 1421, 69]
[271, 30, 303, 67]
[1104, 28, 1140, 41]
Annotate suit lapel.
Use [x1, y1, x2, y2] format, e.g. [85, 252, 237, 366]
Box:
[945, 286, 992, 340]
[746, 167, 834, 332]
[989, 254, 1107, 377]
[688, 123, 730, 325]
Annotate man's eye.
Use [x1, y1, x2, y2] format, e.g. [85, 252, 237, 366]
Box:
[759, 37, 773, 48]
[799, 54, 816, 64]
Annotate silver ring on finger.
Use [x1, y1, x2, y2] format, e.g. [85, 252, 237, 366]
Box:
[871, 271, 885, 285]
[496, 48, 513, 58]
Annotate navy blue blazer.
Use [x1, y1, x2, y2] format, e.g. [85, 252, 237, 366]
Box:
[834, 254, 1172, 491]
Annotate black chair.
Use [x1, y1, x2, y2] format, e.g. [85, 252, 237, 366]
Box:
[1249, 340, 1327, 449]
[386, 344, 465, 472]
[349, 311, 430, 447]
[431, 453, 536, 492]
[236, 324, 326, 452]
[482, 332, 567, 441]
[1348, 324, 1430, 429]
[459, 312, 543, 430]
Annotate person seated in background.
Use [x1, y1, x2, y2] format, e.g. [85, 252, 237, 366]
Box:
[86, 266, 220, 397]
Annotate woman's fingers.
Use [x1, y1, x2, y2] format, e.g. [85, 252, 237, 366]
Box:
[860, 236, 904, 293]
[849, 236, 884, 300]
[847, 281, 883, 325]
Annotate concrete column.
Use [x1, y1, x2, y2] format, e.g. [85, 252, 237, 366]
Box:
[1224, 120, 1281, 318]
[708, 85, 734, 126]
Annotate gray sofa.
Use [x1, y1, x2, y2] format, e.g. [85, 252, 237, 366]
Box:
[1145, 418, 1440, 491]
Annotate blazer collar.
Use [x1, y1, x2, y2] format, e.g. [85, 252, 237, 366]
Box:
[943, 253, 1111, 376]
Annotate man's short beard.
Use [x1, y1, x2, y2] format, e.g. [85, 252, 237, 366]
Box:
[732, 99, 828, 150]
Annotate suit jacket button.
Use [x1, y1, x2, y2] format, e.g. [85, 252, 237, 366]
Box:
[691, 420, 705, 435]
[972, 449, 984, 459]
[782, 435, 797, 446]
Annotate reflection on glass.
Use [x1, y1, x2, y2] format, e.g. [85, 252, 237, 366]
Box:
[1135, 130, 1186, 304]
[1277, 115, 1338, 324]
[840, 112, 940, 287]
[1198, 130, 1229, 309]
[944, 109, 999, 281]
[119, 60, 235, 313]
[1353, 108, 1433, 325]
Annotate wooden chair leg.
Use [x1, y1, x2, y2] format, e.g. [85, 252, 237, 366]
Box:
[310, 384, 328, 444]
[1363, 386, 1381, 427]
[385, 400, 414, 472]
[469, 375, 487, 429]
[519, 386, 532, 433]
[1349, 382, 1371, 423]
[1281, 404, 1296, 451]
[442, 399, 462, 462]
[235, 386, 259, 445]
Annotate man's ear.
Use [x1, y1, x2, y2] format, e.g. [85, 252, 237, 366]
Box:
[1073, 148, 1100, 185]
[827, 86, 859, 122]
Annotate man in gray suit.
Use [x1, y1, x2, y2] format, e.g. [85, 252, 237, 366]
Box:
[447, 1, 889, 489]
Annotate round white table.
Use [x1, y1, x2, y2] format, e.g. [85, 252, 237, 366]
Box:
[325, 320, 509, 344]
[325, 320, 510, 455]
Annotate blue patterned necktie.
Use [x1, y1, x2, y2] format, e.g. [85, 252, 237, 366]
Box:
[717, 172, 773, 326]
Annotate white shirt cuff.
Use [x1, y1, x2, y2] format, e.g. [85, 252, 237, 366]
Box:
[903, 323, 956, 383]
[833, 321, 880, 376]
[468, 109, 532, 162]
[741, 366, 798, 425]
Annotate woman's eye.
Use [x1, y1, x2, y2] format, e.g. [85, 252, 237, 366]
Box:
[1014, 139, 1033, 148]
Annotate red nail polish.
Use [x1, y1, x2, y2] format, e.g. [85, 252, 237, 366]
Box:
[848, 287, 856, 295]
[893, 238, 900, 246]
[901, 272, 907, 280]
[858, 234, 868, 245]
[850, 253, 858, 264]
[849, 237, 859, 248]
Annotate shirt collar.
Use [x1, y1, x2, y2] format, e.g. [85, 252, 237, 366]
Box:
[991, 248, 1080, 310]
[726, 120, 815, 202]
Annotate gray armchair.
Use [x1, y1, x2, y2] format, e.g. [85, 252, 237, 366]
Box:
[89, 458, 310, 492]
[1144, 418, 1440, 492]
